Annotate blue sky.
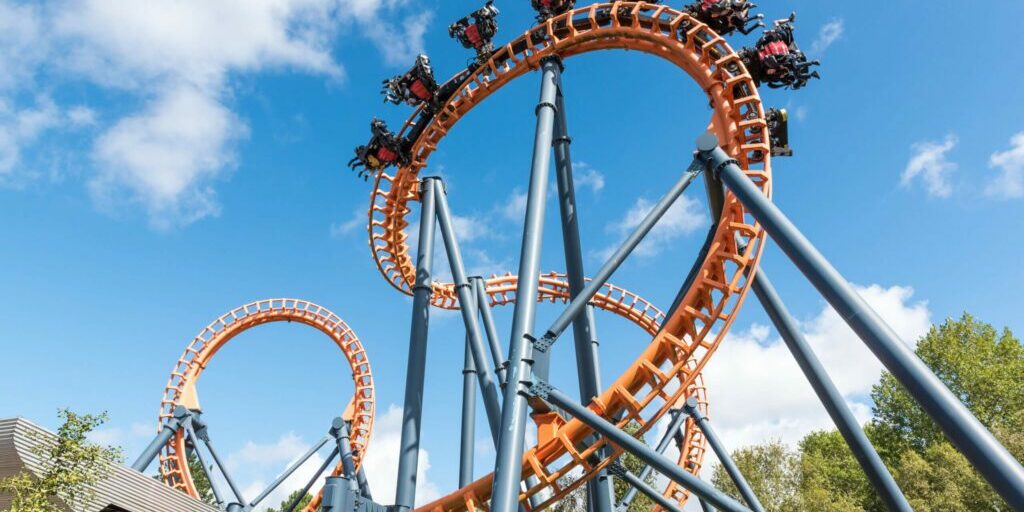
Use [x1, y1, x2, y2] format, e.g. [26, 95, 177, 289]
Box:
[2, 0, 1024, 509]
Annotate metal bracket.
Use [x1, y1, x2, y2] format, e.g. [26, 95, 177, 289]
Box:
[531, 333, 556, 353]
[527, 380, 553, 401]
[605, 461, 629, 479]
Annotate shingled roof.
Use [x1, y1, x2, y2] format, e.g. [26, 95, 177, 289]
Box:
[0, 417, 218, 512]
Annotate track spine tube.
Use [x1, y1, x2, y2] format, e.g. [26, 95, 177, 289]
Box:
[395, 178, 438, 512]
[751, 270, 913, 512]
[490, 56, 561, 512]
[701, 135, 1024, 509]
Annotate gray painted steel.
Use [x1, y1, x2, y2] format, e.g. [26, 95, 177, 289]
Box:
[610, 464, 684, 512]
[183, 420, 226, 507]
[701, 135, 1024, 508]
[472, 275, 508, 388]
[131, 406, 189, 472]
[617, 408, 689, 509]
[459, 336, 477, 487]
[433, 178, 505, 443]
[394, 178, 438, 512]
[540, 160, 703, 347]
[552, 92, 614, 512]
[0, 417, 217, 512]
[489, 56, 562, 512]
[752, 270, 912, 512]
[283, 446, 339, 512]
[532, 382, 752, 512]
[250, 433, 333, 507]
[683, 398, 764, 512]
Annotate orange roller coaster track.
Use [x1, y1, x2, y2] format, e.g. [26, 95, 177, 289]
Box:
[364, 3, 770, 510]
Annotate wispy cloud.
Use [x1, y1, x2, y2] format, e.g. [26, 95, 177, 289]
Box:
[595, 194, 706, 260]
[810, 19, 844, 55]
[901, 134, 958, 198]
[331, 207, 366, 237]
[0, 0, 433, 228]
[985, 132, 1024, 199]
[572, 162, 605, 193]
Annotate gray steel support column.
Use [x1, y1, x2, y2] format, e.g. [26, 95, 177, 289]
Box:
[394, 178, 438, 512]
[552, 92, 614, 512]
[460, 300, 478, 487]
[321, 476, 353, 512]
[531, 381, 752, 512]
[335, 419, 358, 491]
[131, 406, 190, 472]
[433, 179, 505, 443]
[698, 133, 1024, 508]
[490, 56, 561, 512]
[618, 408, 690, 509]
[250, 433, 333, 507]
[283, 446, 339, 512]
[356, 467, 372, 500]
[608, 464, 685, 512]
[751, 270, 912, 512]
[472, 276, 508, 388]
[682, 398, 764, 512]
[183, 421, 226, 507]
[699, 498, 716, 512]
[538, 160, 703, 349]
[189, 413, 245, 508]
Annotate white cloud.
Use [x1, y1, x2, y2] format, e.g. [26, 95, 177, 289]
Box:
[89, 84, 246, 229]
[0, 0, 434, 228]
[700, 284, 930, 458]
[597, 194, 706, 260]
[332, 207, 366, 237]
[985, 132, 1024, 199]
[87, 421, 152, 453]
[501, 189, 528, 221]
[361, 404, 442, 504]
[227, 432, 327, 511]
[0, 2, 47, 91]
[572, 162, 605, 193]
[67, 105, 98, 127]
[901, 134, 958, 198]
[0, 96, 61, 179]
[810, 19, 844, 55]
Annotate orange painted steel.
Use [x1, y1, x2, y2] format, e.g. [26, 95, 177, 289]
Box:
[157, 299, 374, 512]
[363, 2, 772, 510]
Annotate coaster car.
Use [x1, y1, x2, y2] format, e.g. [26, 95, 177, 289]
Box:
[684, 0, 764, 36]
[449, 1, 501, 63]
[740, 13, 820, 89]
[349, 119, 408, 180]
[382, 54, 439, 108]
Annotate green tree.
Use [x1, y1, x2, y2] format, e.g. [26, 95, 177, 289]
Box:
[264, 489, 313, 512]
[187, 452, 217, 506]
[710, 439, 801, 512]
[870, 313, 1024, 459]
[798, 430, 870, 512]
[0, 409, 123, 512]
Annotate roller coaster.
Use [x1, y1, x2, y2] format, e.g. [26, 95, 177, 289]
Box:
[129, 2, 1024, 512]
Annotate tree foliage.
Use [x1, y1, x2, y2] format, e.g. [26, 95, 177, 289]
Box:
[264, 489, 313, 512]
[714, 313, 1023, 512]
[710, 439, 801, 512]
[0, 409, 123, 512]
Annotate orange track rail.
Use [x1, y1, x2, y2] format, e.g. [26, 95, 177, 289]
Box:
[158, 3, 772, 510]
[365, 3, 771, 510]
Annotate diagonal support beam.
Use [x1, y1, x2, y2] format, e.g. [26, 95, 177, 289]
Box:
[751, 270, 912, 512]
[682, 398, 764, 512]
[617, 407, 690, 509]
[697, 132, 1024, 508]
[536, 159, 703, 353]
[606, 462, 684, 512]
[472, 276, 508, 388]
[528, 380, 753, 512]
[433, 177, 506, 444]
